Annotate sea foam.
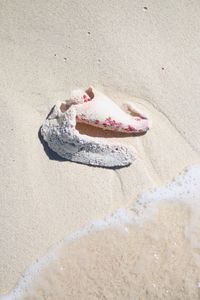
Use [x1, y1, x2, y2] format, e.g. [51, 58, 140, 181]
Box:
[2, 164, 200, 299]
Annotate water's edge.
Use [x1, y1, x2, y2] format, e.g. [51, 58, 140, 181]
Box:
[2, 164, 200, 299]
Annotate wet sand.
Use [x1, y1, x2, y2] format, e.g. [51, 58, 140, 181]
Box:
[4, 166, 200, 299]
[1, 0, 200, 299]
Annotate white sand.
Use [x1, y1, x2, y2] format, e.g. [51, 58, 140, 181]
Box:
[0, 0, 200, 297]
[4, 166, 200, 299]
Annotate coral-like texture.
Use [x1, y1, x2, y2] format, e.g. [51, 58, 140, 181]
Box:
[41, 88, 150, 167]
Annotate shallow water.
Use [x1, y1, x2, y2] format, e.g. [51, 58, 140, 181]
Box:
[3, 165, 200, 300]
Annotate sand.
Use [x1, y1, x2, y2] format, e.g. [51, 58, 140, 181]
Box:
[1, 0, 200, 298]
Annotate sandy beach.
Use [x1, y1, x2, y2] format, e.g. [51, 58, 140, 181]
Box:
[1, 0, 200, 299]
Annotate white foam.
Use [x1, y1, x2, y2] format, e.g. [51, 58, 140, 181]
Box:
[1, 208, 131, 300]
[131, 165, 200, 224]
[2, 164, 200, 300]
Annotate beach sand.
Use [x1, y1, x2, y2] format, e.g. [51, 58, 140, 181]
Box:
[1, 0, 200, 298]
